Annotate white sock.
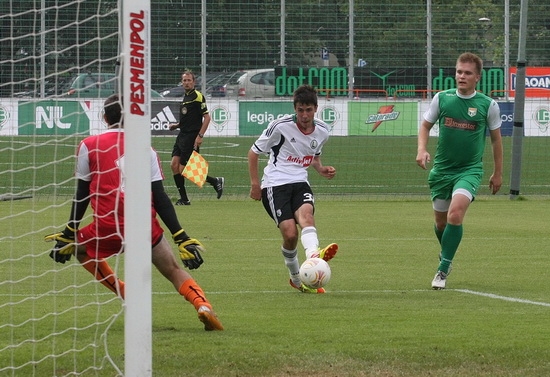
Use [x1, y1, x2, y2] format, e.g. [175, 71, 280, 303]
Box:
[282, 247, 301, 286]
[301, 226, 319, 259]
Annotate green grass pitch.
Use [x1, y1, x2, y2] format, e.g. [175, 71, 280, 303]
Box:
[2, 198, 550, 376]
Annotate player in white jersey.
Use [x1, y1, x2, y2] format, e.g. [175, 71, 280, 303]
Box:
[248, 84, 338, 293]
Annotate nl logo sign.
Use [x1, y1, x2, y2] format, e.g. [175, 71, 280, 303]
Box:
[18, 101, 93, 135]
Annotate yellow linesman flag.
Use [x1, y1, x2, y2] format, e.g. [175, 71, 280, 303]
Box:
[182, 150, 209, 188]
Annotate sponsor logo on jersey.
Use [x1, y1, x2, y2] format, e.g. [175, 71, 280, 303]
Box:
[444, 117, 476, 131]
[286, 155, 313, 167]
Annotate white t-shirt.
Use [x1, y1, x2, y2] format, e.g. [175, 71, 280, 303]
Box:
[251, 115, 331, 188]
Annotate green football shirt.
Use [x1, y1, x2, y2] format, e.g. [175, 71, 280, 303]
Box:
[425, 89, 501, 174]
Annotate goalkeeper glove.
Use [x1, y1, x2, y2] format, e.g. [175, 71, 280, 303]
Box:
[45, 225, 77, 264]
[172, 229, 205, 270]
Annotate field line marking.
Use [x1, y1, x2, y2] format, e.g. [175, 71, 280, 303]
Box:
[455, 289, 550, 307]
[3, 289, 550, 308]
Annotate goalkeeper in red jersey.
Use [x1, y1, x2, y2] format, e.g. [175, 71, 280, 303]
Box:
[45, 94, 223, 331]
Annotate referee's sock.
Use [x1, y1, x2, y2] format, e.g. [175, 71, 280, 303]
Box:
[173, 173, 189, 201]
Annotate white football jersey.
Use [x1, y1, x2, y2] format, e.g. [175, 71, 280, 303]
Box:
[251, 114, 331, 188]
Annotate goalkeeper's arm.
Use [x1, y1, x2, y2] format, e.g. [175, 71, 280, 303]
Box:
[45, 179, 91, 263]
[152, 180, 182, 234]
[151, 180, 204, 269]
[67, 179, 91, 229]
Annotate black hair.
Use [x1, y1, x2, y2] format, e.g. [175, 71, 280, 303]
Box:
[103, 94, 122, 126]
[293, 84, 318, 107]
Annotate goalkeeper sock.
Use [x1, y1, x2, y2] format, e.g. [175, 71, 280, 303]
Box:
[301, 226, 319, 259]
[173, 174, 188, 201]
[282, 247, 301, 286]
[438, 224, 463, 274]
[434, 224, 444, 245]
[178, 278, 211, 311]
[81, 255, 125, 299]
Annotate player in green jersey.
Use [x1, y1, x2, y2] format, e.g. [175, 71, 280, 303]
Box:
[416, 52, 503, 289]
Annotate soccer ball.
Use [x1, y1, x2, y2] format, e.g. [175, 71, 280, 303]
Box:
[299, 258, 331, 289]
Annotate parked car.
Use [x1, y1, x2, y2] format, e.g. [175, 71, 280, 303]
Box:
[13, 78, 71, 98]
[237, 68, 275, 98]
[160, 71, 245, 98]
[62, 73, 163, 98]
[161, 68, 275, 98]
[207, 70, 245, 97]
[160, 85, 185, 98]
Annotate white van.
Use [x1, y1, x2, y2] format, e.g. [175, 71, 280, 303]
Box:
[237, 68, 276, 98]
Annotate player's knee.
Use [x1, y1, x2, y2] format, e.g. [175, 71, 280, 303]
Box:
[283, 233, 299, 248]
[435, 221, 447, 232]
[170, 156, 181, 172]
[75, 246, 88, 262]
[447, 211, 464, 225]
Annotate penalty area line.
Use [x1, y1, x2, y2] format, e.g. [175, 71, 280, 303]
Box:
[455, 289, 550, 307]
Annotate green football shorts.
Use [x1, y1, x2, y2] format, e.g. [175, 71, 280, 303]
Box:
[428, 169, 483, 201]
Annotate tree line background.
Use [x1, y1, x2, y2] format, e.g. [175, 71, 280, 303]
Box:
[1, 0, 549, 96]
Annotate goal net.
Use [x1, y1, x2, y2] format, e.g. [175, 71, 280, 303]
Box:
[0, 1, 152, 376]
[2, 0, 550, 375]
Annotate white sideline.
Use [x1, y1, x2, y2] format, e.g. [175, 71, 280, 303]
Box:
[155, 288, 550, 308]
[5, 289, 549, 307]
[455, 289, 550, 307]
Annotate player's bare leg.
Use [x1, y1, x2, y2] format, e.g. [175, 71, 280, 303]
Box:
[152, 237, 223, 330]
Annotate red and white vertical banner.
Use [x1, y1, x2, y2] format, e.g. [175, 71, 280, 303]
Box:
[122, 1, 153, 376]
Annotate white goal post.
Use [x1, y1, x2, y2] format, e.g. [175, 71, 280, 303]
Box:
[0, 0, 154, 376]
[121, 0, 153, 376]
